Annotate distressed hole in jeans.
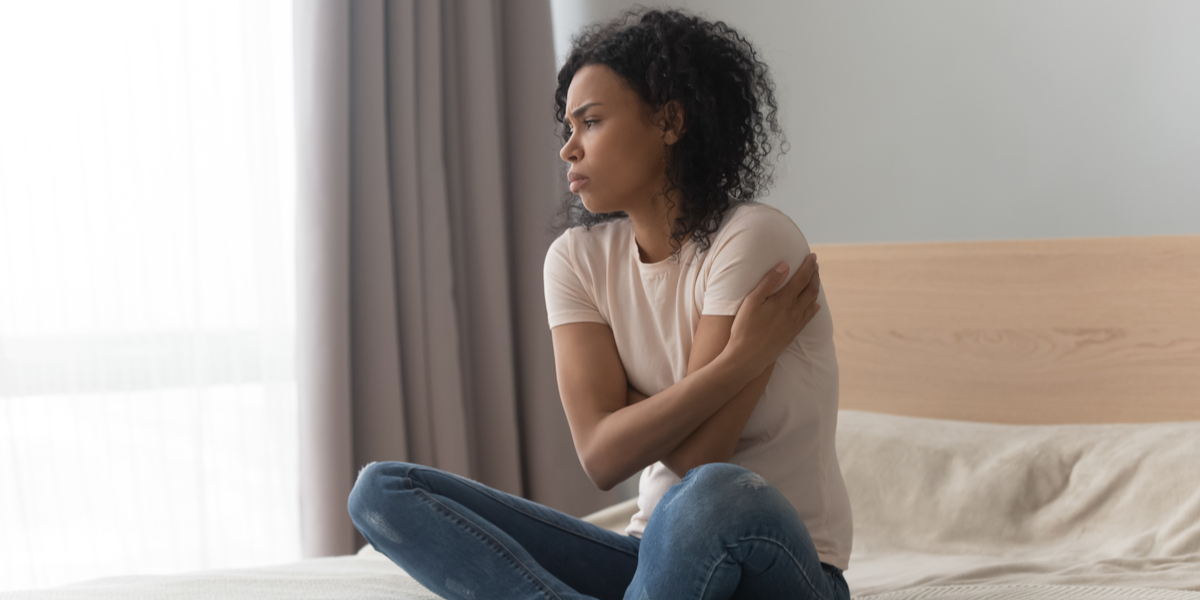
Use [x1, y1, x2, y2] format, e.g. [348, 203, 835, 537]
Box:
[736, 471, 769, 490]
[362, 510, 403, 544]
[663, 476, 692, 509]
[446, 577, 476, 599]
[356, 461, 379, 484]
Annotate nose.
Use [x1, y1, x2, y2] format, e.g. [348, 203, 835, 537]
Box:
[560, 132, 580, 163]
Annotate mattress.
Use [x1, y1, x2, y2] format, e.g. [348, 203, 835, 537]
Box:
[4, 409, 1199, 599]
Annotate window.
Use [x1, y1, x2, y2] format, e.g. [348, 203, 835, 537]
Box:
[0, 1, 299, 592]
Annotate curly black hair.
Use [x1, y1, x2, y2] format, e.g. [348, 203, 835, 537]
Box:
[550, 5, 788, 260]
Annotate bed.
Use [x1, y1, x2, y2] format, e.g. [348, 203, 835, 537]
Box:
[5, 234, 1199, 600]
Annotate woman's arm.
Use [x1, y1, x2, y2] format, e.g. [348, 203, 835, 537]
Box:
[626, 314, 776, 479]
[552, 321, 761, 491]
[552, 256, 820, 492]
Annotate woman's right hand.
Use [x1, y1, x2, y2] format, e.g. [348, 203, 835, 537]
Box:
[725, 253, 821, 375]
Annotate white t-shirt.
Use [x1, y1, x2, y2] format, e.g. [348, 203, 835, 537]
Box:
[542, 200, 853, 571]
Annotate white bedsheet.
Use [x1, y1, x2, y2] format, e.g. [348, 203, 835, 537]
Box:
[0, 547, 438, 600]
[848, 583, 1200, 599]
[8, 546, 1199, 600]
[6, 409, 1200, 599]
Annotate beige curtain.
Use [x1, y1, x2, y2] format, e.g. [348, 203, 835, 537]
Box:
[292, 0, 633, 558]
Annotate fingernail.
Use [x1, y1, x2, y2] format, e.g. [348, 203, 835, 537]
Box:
[775, 262, 788, 274]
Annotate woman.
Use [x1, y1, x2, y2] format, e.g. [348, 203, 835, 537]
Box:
[348, 8, 851, 600]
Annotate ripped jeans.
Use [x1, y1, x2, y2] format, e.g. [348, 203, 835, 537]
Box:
[347, 461, 850, 600]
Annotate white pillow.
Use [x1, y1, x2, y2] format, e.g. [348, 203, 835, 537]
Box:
[835, 409, 1200, 559]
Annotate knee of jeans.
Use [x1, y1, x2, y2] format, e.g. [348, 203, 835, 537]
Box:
[674, 463, 780, 520]
[686, 463, 767, 492]
[648, 464, 811, 550]
[348, 462, 379, 517]
[347, 460, 412, 517]
[356, 460, 381, 485]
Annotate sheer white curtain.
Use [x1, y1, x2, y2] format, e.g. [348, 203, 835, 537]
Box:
[0, 0, 299, 592]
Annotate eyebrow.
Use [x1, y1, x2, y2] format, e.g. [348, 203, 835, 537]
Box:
[569, 102, 603, 120]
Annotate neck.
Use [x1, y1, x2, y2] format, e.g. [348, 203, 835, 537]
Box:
[627, 191, 687, 264]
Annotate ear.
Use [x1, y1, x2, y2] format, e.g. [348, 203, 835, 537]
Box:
[655, 100, 687, 146]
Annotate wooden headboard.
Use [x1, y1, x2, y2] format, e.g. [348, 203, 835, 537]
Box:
[810, 234, 1200, 424]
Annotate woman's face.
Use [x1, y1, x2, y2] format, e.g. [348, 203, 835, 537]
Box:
[560, 64, 678, 214]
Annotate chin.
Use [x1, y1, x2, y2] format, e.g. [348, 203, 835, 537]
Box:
[579, 194, 599, 213]
[580, 194, 617, 215]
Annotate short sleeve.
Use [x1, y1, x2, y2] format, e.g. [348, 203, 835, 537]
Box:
[543, 229, 607, 328]
[701, 206, 813, 316]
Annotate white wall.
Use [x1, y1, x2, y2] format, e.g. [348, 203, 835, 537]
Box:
[550, 0, 1200, 244]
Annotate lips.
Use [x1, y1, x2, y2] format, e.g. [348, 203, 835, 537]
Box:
[568, 172, 588, 193]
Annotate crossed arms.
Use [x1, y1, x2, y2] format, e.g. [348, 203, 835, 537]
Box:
[550, 313, 775, 491]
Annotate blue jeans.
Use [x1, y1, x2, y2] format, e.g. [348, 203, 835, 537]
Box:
[348, 461, 850, 600]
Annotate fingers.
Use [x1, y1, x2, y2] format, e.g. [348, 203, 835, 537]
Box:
[752, 260, 793, 302]
[759, 252, 819, 304]
[800, 302, 821, 333]
[788, 258, 821, 325]
[784, 252, 819, 296]
[802, 265, 820, 301]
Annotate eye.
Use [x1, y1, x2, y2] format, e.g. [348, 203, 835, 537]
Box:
[566, 120, 599, 136]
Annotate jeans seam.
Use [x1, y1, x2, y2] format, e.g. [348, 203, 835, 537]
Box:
[411, 465, 639, 559]
[413, 488, 566, 600]
[735, 536, 833, 600]
[695, 550, 732, 600]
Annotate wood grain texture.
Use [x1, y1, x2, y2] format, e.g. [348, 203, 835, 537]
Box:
[809, 235, 1200, 424]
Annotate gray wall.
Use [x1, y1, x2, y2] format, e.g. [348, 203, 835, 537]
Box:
[550, 0, 1200, 244]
